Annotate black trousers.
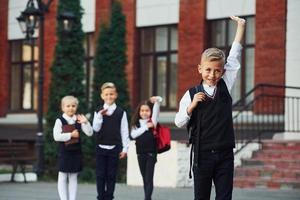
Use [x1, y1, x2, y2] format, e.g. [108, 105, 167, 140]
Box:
[96, 146, 120, 200]
[137, 153, 157, 200]
[193, 149, 234, 200]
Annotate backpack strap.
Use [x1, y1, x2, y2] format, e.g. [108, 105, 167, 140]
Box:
[59, 116, 81, 130]
[59, 116, 68, 125]
[187, 84, 202, 179]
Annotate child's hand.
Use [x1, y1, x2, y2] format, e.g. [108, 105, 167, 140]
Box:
[192, 92, 206, 105]
[230, 15, 246, 26]
[147, 122, 154, 128]
[119, 152, 127, 159]
[187, 92, 206, 115]
[77, 114, 88, 124]
[99, 109, 108, 115]
[230, 16, 246, 43]
[71, 129, 79, 138]
[149, 96, 163, 103]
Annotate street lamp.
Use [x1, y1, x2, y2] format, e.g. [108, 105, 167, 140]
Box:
[17, 0, 76, 177]
[17, 0, 53, 177]
[58, 11, 76, 33]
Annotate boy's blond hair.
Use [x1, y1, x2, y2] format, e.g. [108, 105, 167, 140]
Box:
[61, 95, 79, 107]
[100, 82, 117, 92]
[201, 47, 225, 66]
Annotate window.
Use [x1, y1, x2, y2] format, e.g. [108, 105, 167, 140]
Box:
[10, 39, 38, 111]
[209, 16, 255, 106]
[83, 33, 95, 107]
[139, 26, 178, 109]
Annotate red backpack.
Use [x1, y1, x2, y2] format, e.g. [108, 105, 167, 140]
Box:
[154, 123, 171, 154]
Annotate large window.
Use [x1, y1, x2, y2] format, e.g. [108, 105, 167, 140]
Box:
[83, 33, 95, 107]
[10, 39, 38, 111]
[139, 26, 178, 109]
[209, 16, 255, 105]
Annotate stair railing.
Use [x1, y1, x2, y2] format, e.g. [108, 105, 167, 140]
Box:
[232, 84, 300, 154]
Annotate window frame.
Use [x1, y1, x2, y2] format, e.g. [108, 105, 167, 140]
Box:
[9, 39, 38, 112]
[138, 24, 178, 110]
[208, 15, 255, 108]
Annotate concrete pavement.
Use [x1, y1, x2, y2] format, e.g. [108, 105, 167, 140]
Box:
[0, 182, 300, 200]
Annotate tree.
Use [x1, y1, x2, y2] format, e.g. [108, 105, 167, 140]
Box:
[91, 1, 130, 182]
[92, 1, 130, 113]
[44, 0, 86, 176]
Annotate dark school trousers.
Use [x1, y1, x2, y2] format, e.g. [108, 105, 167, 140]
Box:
[137, 153, 157, 200]
[96, 145, 121, 200]
[193, 149, 234, 200]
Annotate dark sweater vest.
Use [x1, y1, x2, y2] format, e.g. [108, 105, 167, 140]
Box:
[191, 79, 235, 151]
[135, 126, 157, 154]
[95, 106, 123, 145]
[59, 116, 82, 154]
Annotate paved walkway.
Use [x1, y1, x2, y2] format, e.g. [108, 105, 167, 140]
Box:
[0, 182, 300, 200]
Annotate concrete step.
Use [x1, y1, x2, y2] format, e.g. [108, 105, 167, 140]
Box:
[234, 140, 300, 189]
[261, 140, 300, 150]
[235, 166, 300, 180]
[234, 177, 300, 189]
[252, 149, 300, 160]
[241, 158, 300, 169]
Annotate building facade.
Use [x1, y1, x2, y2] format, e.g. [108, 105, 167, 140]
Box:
[0, 0, 299, 135]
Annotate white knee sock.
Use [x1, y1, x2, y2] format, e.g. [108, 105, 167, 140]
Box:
[58, 172, 68, 200]
[68, 173, 78, 200]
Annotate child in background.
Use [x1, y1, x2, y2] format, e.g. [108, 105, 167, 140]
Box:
[175, 16, 245, 200]
[92, 82, 129, 200]
[53, 95, 93, 200]
[130, 96, 162, 200]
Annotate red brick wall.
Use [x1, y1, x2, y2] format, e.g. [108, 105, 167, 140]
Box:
[0, 0, 9, 117]
[122, 0, 138, 107]
[95, 0, 112, 36]
[255, 0, 286, 86]
[255, 0, 286, 113]
[177, 0, 208, 103]
[43, 0, 58, 112]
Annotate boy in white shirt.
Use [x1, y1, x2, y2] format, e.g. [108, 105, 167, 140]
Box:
[175, 16, 246, 200]
[92, 82, 129, 200]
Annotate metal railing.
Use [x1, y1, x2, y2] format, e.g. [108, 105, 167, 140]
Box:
[232, 84, 300, 154]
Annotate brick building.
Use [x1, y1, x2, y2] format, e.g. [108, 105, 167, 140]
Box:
[1, 0, 299, 130]
[0, 0, 300, 187]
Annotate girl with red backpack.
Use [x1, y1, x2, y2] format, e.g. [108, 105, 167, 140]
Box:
[130, 96, 162, 200]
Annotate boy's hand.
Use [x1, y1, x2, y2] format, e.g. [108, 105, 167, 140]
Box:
[99, 109, 108, 115]
[230, 15, 246, 43]
[230, 15, 246, 26]
[71, 129, 79, 138]
[77, 114, 88, 124]
[192, 92, 206, 104]
[187, 92, 206, 115]
[119, 152, 127, 159]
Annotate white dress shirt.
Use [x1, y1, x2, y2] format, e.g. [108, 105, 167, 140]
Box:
[174, 41, 243, 128]
[130, 97, 162, 139]
[92, 103, 129, 153]
[53, 113, 93, 142]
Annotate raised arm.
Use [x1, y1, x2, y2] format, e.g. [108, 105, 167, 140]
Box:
[230, 16, 246, 44]
[223, 16, 246, 92]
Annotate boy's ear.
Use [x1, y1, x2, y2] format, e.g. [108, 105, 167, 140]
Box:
[197, 64, 202, 74]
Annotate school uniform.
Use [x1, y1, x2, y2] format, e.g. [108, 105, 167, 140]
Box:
[53, 113, 93, 200]
[93, 103, 129, 200]
[131, 99, 161, 200]
[53, 113, 93, 172]
[175, 42, 242, 200]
